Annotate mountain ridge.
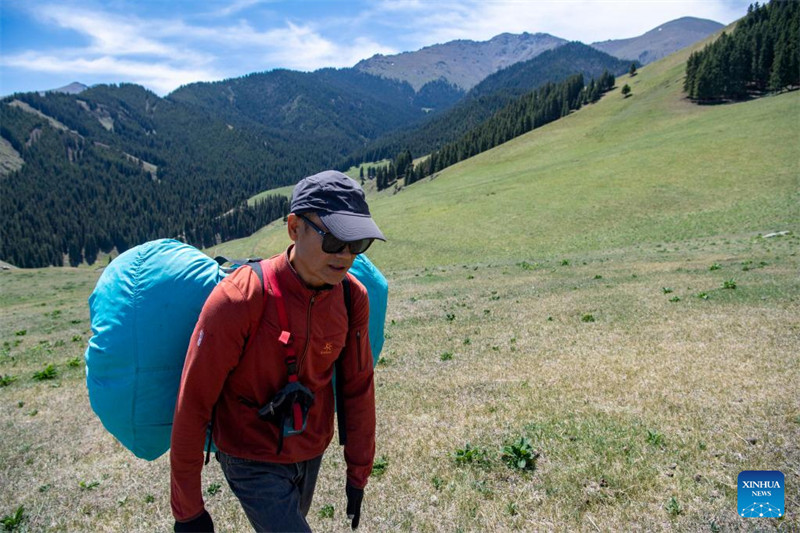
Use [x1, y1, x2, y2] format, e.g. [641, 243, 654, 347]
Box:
[353, 17, 722, 91]
[591, 16, 724, 64]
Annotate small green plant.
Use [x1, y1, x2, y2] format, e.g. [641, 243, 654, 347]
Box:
[501, 437, 539, 471]
[33, 364, 58, 381]
[453, 443, 489, 466]
[722, 279, 737, 289]
[0, 505, 25, 531]
[665, 496, 682, 516]
[66, 357, 81, 368]
[696, 292, 709, 300]
[463, 338, 471, 345]
[144, 494, 155, 504]
[14, 330, 26, 337]
[518, 261, 535, 270]
[371, 456, 388, 478]
[206, 483, 222, 496]
[318, 504, 334, 519]
[79, 480, 100, 491]
[446, 313, 456, 321]
[662, 287, 673, 294]
[431, 476, 443, 490]
[38, 484, 51, 493]
[581, 314, 595, 323]
[376, 357, 389, 366]
[669, 296, 681, 302]
[709, 263, 721, 271]
[506, 501, 519, 516]
[646, 429, 665, 446]
[71, 335, 82, 342]
[593, 274, 603, 279]
[0, 375, 17, 387]
[440, 351, 453, 361]
[561, 259, 570, 266]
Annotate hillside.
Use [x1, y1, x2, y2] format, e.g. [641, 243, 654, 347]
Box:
[354, 32, 567, 91]
[343, 42, 630, 166]
[592, 16, 723, 64]
[213, 31, 798, 272]
[0, 69, 436, 268]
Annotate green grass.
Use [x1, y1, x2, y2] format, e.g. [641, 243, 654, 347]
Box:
[217, 42, 798, 272]
[2, 32, 799, 532]
[246, 184, 295, 206]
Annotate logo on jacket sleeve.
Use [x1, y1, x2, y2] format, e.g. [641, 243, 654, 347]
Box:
[738, 471, 784, 517]
[321, 342, 334, 355]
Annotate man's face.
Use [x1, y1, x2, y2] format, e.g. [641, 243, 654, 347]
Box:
[288, 212, 356, 288]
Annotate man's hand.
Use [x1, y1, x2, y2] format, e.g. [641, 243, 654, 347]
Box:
[174, 509, 214, 532]
[345, 484, 364, 529]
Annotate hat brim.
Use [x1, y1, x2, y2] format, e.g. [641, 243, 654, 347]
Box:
[319, 212, 386, 242]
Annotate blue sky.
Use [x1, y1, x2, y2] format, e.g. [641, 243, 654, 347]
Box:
[1, 0, 752, 96]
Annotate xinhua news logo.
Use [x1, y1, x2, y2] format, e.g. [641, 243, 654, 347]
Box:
[738, 470, 784, 518]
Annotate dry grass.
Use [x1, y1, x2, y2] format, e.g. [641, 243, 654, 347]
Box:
[5, 231, 796, 531]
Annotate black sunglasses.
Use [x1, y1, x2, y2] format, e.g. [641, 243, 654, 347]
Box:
[298, 214, 374, 255]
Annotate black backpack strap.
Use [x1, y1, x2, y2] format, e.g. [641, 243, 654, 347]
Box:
[247, 260, 265, 296]
[205, 258, 266, 465]
[336, 275, 352, 446]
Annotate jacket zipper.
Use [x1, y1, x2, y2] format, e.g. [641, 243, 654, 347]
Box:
[298, 294, 315, 374]
[357, 330, 362, 372]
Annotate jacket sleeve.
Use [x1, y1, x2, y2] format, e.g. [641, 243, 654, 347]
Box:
[170, 267, 263, 522]
[341, 280, 376, 489]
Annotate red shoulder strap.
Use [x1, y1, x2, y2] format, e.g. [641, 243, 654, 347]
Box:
[264, 261, 298, 384]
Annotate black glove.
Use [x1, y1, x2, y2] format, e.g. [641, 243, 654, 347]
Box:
[345, 484, 364, 530]
[174, 509, 214, 532]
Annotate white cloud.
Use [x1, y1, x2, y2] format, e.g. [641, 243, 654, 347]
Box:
[2, 52, 220, 95]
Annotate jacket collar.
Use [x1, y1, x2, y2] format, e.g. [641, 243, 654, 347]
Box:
[271, 245, 335, 300]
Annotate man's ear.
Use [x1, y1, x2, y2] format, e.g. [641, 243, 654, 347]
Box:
[287, 213, 300, 242]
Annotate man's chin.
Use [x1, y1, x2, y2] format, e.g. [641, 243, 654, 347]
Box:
[325, 265, 348, 284]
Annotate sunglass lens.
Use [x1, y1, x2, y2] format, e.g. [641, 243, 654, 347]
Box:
[349, 238, 374, 255]
[322, 235, 373, 255]
[322, 234, 347, 254]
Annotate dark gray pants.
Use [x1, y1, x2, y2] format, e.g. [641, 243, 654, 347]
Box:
[217, 451, 323, 533]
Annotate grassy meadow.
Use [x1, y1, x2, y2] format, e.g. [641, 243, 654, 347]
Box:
[2, 32, 799, 532]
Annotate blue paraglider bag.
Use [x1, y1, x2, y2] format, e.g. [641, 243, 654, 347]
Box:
[85, 239, 223, 461]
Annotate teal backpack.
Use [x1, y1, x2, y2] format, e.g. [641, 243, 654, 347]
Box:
[85, 239, 387, 461]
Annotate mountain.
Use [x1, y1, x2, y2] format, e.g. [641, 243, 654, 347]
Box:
[0, 69, 447, 267]
[47, 82, 89, 95]
[168, 68, 428, 149]
[591, 17, 724, 64]
[468, 42, 632, 99]
[342, 42, 631, 166]
[354, 32, 567, 91]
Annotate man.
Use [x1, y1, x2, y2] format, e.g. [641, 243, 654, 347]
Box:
[170, 170, 385, 532]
